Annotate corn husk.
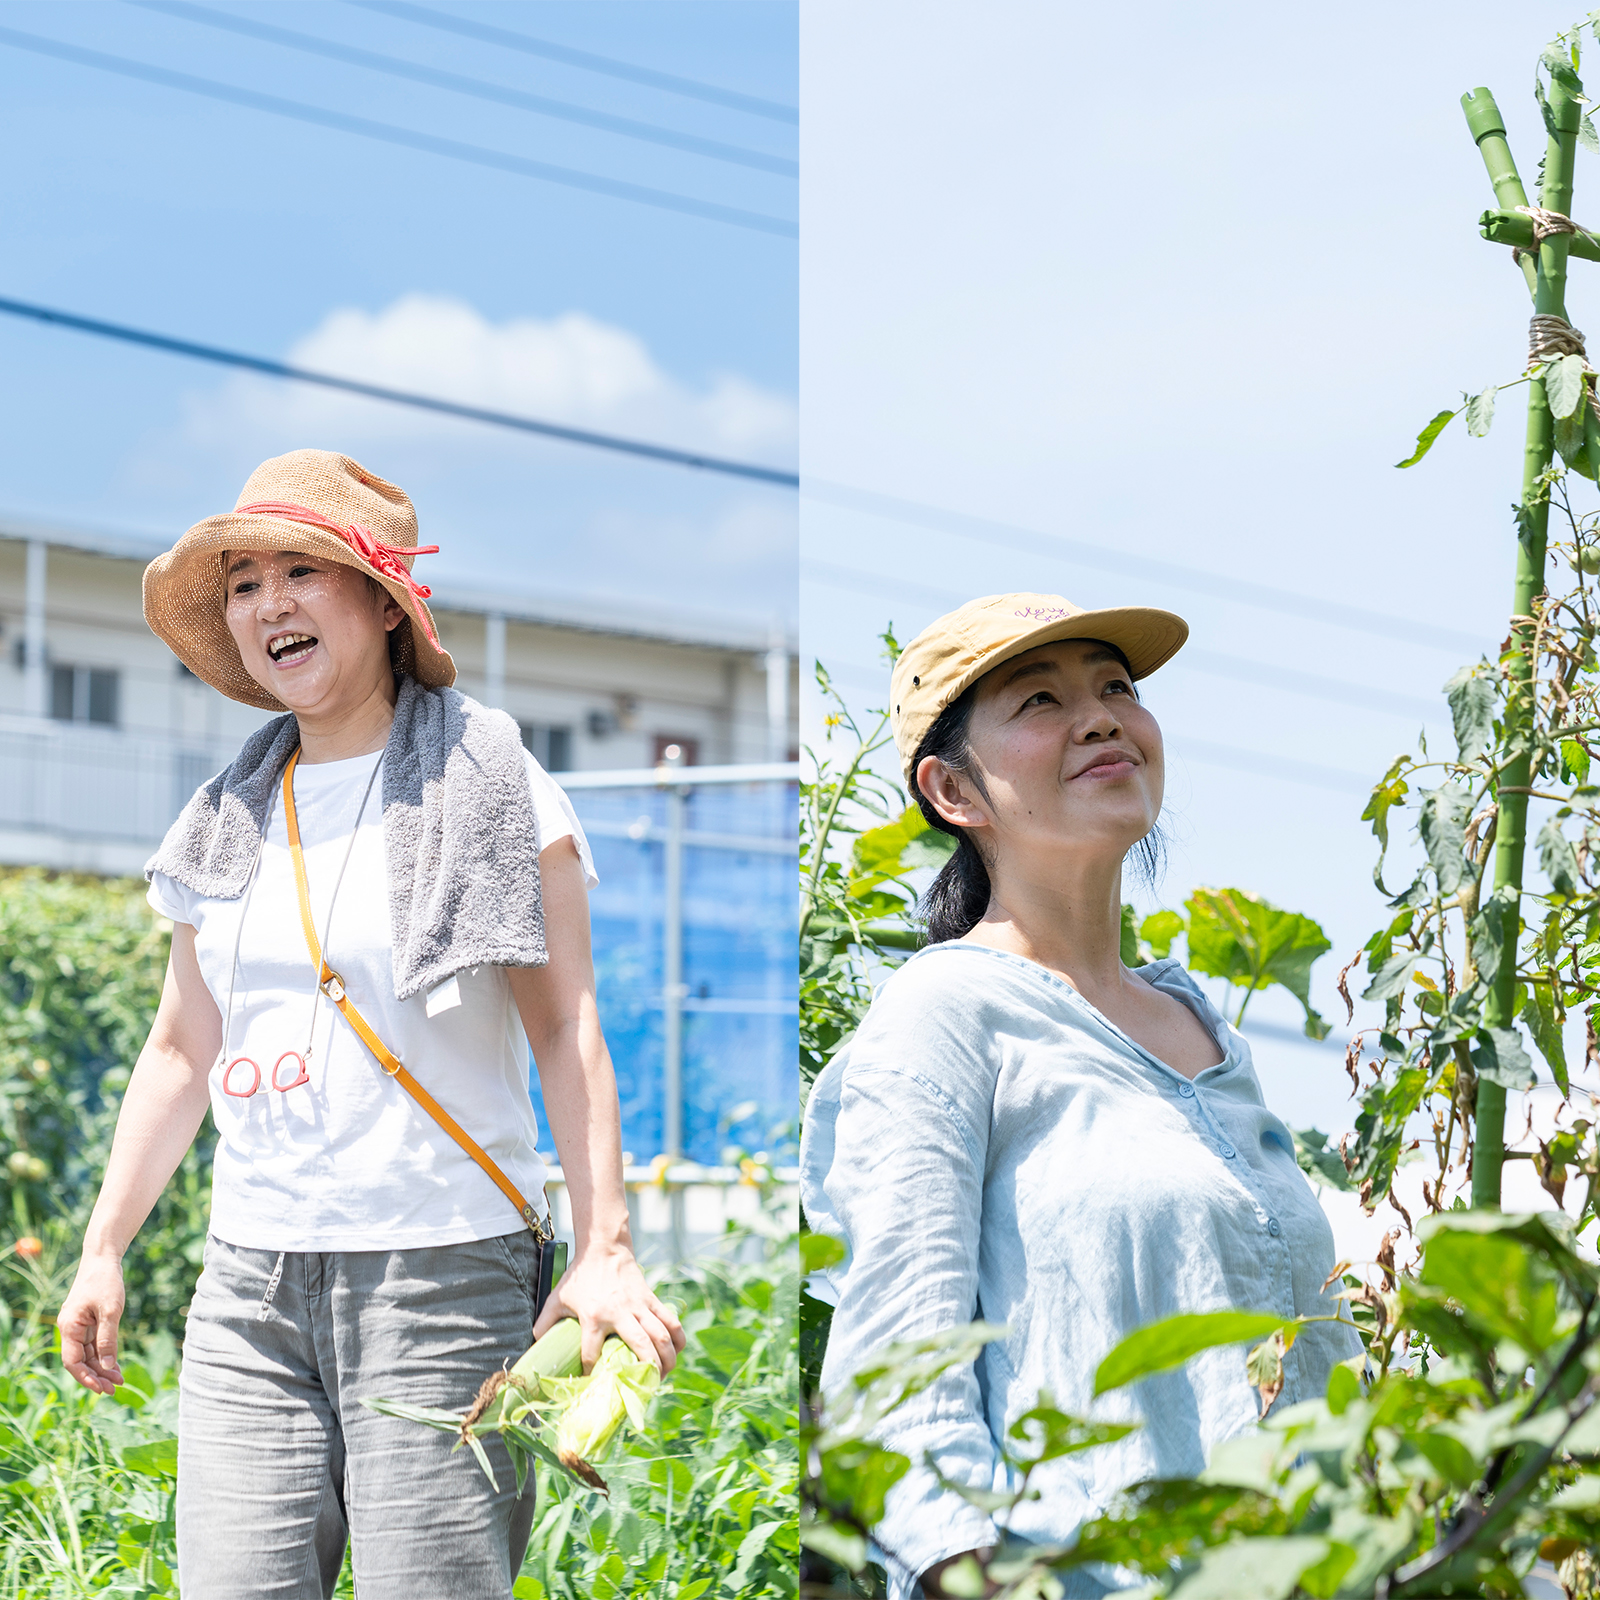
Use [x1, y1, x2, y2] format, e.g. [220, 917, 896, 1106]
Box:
[538, 1337, 661, 1491]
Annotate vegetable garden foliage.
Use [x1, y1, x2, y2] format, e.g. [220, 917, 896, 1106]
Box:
[0, 870, 211, 1337]
[804, 22, 1600, 1600]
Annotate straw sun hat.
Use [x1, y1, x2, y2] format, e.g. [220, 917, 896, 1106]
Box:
[143, 449, 456, 712]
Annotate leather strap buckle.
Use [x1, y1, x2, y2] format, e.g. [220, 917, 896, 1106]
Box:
[320, 968, 347, 1003]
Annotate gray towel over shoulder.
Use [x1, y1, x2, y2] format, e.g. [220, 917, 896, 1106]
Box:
[145, 675, 547, 1000]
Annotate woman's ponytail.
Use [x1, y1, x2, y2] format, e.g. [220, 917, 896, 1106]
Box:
[909, 686, 993, 943]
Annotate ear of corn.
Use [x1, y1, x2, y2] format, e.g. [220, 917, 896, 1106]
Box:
[364, 1303, 682, 1496]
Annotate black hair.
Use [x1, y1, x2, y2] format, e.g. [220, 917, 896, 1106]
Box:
[910, 640, 1166, 944]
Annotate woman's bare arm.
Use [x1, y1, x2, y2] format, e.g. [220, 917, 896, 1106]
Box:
[58, 922, 219, 1393]
[507, 836, 685, 1375]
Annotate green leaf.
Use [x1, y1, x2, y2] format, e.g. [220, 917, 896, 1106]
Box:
[1006, 1404, 1137, 1466]
[1170, 1536, 1332, 1600]
[1403, 1428, 1479, 1488]
[1120, 902, 1144, 967]
[1292, 1128, 1356, 1192]
[1418, 784, 1471, 895]
[1583, 113, 1600, 154]
[1539, 815, 1581, 894]
[1547, 353, 1590, 419]
[1362, 756, 1411, 894]
[801, 1232, 846, 1273]
[1094, 1311, 1294, 1396]
[1296, 1541, 1360, 1600]
[120, 1437, 179, 1479]
[800, 1514, 867, 1571]
[1556, 404, 1596, 477]
[1466, 384, 1497, 437]
[1417, 1218, 1564, 1354]
[1141, 908, 1186, 960]
[1360, 950, 1417, 1004]
[1325, 1361, 1362, 1415]
[849, 806, 945, 897]
[1395, 408, 1456, 468]
[1523, 979, 1570, 1094]
[1471, 1025, 1536, 1090]
[1563, 736, 1592, 784]
[1183, 888, 1331, 1037]
[1443, 666, 1496, 758]
[1469, 885, 1518, 989]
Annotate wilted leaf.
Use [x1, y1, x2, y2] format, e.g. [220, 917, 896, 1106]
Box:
[1443, 667, 1496, 758]
[1095, 1311, 1294, 1396]
[1396, 408, 1456, 468]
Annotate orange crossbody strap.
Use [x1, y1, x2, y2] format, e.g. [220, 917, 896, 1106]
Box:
[281, 749, 550, 1238]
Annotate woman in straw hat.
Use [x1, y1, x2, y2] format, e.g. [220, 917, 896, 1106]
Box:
[800, 593, 1360, 1600]
[56, 450, 684, 1598]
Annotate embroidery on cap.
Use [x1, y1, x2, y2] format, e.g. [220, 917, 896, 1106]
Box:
[1013, 606, 1074, 622]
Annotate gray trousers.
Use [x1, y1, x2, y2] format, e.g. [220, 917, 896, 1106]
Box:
[177, 1231, 547, 1599]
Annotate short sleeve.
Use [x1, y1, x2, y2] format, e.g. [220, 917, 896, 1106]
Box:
[523, 751, 598, 889]
[147, 870, 196, 926]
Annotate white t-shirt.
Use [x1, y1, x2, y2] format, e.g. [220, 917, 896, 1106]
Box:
[147, 747, 598, 1252]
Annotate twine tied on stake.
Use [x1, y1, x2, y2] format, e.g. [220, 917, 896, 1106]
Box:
[1513, 203, 1582, 268]
[1526, 312, 1600, 423]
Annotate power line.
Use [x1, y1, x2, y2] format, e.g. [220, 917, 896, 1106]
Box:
[0, 23, 796, 238]
[343, 0, 797, 125]
[802, 560, 1445, 720]
[127, 0, 796, 177]
[0, 295, 800, 487]
[802, 478, 1486, 656]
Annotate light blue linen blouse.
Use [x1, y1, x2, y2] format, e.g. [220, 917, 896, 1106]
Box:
[800, 943, 1361, 1599]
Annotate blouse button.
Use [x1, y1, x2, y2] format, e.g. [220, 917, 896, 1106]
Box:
[1221, 1144, 1236, 1159]
[1178, 1081, 1195, 1098]
[1268, 1218, 1282, 1237]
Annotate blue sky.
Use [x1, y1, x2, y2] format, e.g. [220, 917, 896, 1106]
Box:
[0, 0, 795, 621]
[800, 1, 1600, 1244]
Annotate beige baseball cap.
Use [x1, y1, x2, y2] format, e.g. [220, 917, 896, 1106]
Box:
[890, 592, 1189, 786]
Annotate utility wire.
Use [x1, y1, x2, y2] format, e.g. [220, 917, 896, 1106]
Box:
[0, 295, 799, 487]
[343, 0, 797, 125]
[0, 24, 796, 238]
[804, 564, 1443, 722]
[127, 0, 796, 177]
[803, 479, 1486, 656]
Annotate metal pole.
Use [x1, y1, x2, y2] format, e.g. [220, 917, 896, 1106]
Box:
[24, 539, 46, 719]
[659, 743, 688, 1259]
[484, 611, 506, 710]
[763, 628, 789, 763]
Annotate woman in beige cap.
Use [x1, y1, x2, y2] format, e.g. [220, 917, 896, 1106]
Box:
[56, 451, 683, 1599]
[801, 593, 1358, 1600]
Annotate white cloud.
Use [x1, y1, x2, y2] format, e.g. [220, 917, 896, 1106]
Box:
[180, 293, 796, 465]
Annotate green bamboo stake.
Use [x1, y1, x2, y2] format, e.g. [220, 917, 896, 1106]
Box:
[1463, 88, 1539, 296]
[1482, 208, 1600, 267]
[1463, 78, 1581, 1209]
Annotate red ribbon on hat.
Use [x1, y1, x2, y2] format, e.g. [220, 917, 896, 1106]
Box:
[235, 500, 441, 647]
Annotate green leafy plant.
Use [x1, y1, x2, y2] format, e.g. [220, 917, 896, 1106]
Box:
[0, 868, 213, 1338]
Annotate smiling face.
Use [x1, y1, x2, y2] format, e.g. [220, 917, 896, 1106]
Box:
[917, 638, 1165, 876]
[223, 549, 404, 715]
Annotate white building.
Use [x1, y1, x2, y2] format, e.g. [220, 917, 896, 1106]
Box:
[0, 520, 798, 875]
